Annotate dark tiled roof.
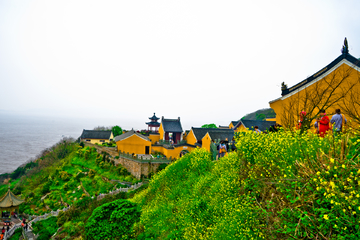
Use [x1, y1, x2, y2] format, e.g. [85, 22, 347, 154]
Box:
[161, 117, 183, 132]
[231, 121, 240, 127]
[207, 129, 234, 141]
[114, 130, 150, 142]
[146, 122, 160, 126]
[80, 130, 112, 140]
[173, 143, 197, 148]
[191, 127, 213, 141]
[239, 120, 276, 132]
[149, 113, 160, 121]
[281, 52, 360, 96]
[191, 127, 234, 141]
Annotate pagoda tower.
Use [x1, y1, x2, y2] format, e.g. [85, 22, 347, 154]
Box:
[146, 113, 160, 132]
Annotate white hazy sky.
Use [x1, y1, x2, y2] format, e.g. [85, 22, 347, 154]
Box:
[1, 0, 360, 130]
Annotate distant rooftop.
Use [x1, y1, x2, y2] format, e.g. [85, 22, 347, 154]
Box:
[80, 130, 112, 139]
[161, 117, 183, 132]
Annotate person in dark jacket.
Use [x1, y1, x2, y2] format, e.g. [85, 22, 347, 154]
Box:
[269, 123, 282, 132]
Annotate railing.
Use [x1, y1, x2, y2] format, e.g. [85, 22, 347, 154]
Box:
[4, 182, 144, 240]
[118, 151, 171, 163]
[157, 140, 187, 145]
[96, 182, 143, 201]
[3, 223, 21, 240]
[21, 227, 28, 240]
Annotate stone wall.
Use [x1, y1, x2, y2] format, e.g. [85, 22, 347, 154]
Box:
[117, 157, 166, 179]
[84, 143, 168, 179]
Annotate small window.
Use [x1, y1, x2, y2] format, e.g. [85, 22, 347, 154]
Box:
[86, 139, 90, 142]
[100, 140, 105, 143]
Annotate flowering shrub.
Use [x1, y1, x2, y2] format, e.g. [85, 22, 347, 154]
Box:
[133, 148, 265, 239]
[236, 130, 360, 239]
[133, 130, 360, 239]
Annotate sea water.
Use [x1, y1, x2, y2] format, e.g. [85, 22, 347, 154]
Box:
[0, 114, 122, 175]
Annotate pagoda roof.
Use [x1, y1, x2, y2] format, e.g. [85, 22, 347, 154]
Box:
[149, 113, 160, 121]
[0, 187, 24, 208]
[146, 122, 160, 126]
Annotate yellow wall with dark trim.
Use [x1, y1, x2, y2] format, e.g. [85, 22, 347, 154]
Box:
[201, 133, 212, 152]
[186, 130, 197, 145]
[152, 145, 196, 159]
[82, 132, 114, 144]
[116, 135, 151, 155]
[158, 124, 165, 140]
[270, 63, 360, 128]
[266, 118, 276, 122]
[148, 134, 160, 144]
[235, 124, 247, 132]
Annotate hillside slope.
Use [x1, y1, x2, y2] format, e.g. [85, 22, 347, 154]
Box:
[132, 130, 360, 239]
[241, 108, 276, 120]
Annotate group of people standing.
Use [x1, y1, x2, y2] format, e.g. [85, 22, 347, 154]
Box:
[1, 225, 9, 240]
[299, 109, 347, 137]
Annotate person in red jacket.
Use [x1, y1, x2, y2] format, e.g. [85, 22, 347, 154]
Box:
[317, 109, 330, 137]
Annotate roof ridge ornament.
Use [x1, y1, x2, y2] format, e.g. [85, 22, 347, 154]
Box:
[341, 37, 349, 54]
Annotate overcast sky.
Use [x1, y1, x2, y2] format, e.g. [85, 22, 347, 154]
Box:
[1, 0, 360, 130]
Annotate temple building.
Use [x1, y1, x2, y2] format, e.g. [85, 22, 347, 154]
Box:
[80, 130, 114, 144]
[159, 117, 183, 144]
[269, 38, 360, 128]
[146, 113, 160, 132]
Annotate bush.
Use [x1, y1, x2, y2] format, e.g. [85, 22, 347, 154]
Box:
[133, 131, 360, 239]
[85, 199, 140, 240]
[117, 165, 130, 176]
[32, 216, 58, 239]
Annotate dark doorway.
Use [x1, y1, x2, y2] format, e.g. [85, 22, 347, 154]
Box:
[145, 146, 150, 154]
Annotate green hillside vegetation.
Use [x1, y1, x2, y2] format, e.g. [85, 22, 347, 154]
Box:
[241, 108, 276, 121]
[132, 130, 360, 239]
[0, 138, 143, 239]
[3, 129, 360, 239]
[14, 142, 138, 216]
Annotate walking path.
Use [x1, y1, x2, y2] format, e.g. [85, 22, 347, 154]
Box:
[3, 182, 143, 240]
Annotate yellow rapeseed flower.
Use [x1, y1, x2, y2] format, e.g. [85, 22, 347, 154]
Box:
[323, 214, 329, 220]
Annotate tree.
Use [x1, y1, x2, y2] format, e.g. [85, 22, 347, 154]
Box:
[255, 113, 266, 121]
[278, 59, 360, 132]
[201, 124, 217, 128]
[85, 199, 140, 240]
[112, 125, 123, 137]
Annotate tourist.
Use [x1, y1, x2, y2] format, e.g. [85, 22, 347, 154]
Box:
[330, 109, 347, 134]
[269, 123, 282, 132]
[297, 111, 307, 130]
[314, 120, 319, 134]
[1, 227, 5, 235]
[6, 226, 9, 232]
[254, 126, 261, 134]
[317, 109, 330, 137]
[218, 141, 227, 158]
